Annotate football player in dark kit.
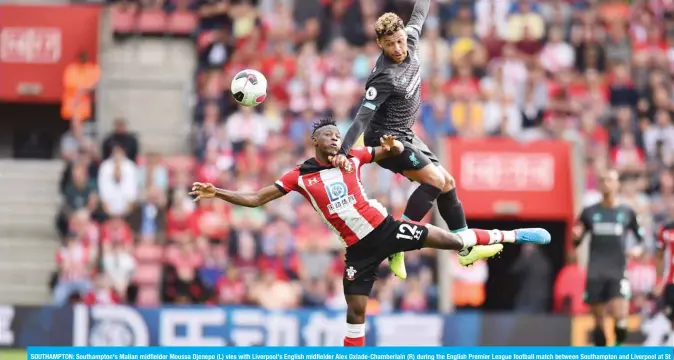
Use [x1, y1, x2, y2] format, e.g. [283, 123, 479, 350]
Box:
[329, 0, 469, 279]
[573, 169, 644, 346]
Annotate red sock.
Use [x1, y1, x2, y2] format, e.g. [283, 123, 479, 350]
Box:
[472, 229, 502, 245]
[344, 336, 365, 346]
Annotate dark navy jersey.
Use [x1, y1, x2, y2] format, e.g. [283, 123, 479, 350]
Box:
[361, 23, 423, 145]
[339, 0, 430, 155]
[578, 203, 644, 279]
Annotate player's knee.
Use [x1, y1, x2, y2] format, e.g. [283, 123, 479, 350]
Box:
[443, 173, 456, 192]
[420, 168, 446, 190]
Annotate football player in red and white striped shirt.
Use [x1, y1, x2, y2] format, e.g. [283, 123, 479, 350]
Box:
[190, 118, 551, 347]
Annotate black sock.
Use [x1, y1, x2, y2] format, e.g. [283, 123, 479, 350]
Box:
[403, 183, 442, 221]
[592, 327, 607, 346]
[614, 324, 627, 345]
[436, 189, 468, 232]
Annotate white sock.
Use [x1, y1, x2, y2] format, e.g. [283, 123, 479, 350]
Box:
[501, 230, 516, 243]
[456, 230, 477, 249]
[346, 323, 365, 338]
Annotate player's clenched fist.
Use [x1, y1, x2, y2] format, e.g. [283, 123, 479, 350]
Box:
[190, 182, 216, 202]
[329, 154, 349, 169]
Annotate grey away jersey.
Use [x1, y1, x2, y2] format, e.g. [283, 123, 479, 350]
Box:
[578, 203, 643, 279]
[361, 25, 423, 145]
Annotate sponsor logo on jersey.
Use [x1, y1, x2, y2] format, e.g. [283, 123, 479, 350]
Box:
[591, 222, 625, 236]
[325, 181, 357, 214]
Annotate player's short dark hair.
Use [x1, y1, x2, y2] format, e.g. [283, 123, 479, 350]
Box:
[375, 13, 404, 39]
[312, 117, 337, 136]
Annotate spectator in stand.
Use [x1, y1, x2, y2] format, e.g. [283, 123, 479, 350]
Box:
[83, 275, 121, 306]
[98, 145, 138, 218]
[129, 186, 167, 241]
[102, 119, 139, 162]
[199, 29, 232, 70]
[61, 52, 100, 122]
[224, 106, 269, 148]
[137, 152, 169, 196]
[57, 162, 98, 237]
[53, 233, 94, 306]
[101, 240, 137, 302]
[60, 121, 95, 163]
[196, 0, 229, 30]
[101, 217, 135, 253]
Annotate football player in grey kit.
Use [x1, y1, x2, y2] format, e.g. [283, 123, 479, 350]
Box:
[573, 169, 644, 346]
[329, 0, 473, 280]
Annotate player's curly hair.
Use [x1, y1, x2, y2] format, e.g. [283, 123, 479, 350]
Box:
[312, 117, 337, 136]
[375, 12, 404, 39]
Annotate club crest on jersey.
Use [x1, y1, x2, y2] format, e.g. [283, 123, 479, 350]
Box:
[343, 162, 354, 173]
[365, 87, 377, 100]
[346, 266, 357, 281]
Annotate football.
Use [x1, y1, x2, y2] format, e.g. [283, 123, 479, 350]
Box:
[230, 69, 268, 107]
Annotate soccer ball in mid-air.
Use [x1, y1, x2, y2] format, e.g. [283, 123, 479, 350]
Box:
[230, 69, 268, 107]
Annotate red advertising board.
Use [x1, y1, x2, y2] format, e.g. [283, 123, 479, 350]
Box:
[445, 138, 574, 221]
[0, 4, 100, 103]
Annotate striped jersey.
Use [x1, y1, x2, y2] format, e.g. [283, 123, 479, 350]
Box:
[657, 221, 674, 284]
[274, 147, 388, 247]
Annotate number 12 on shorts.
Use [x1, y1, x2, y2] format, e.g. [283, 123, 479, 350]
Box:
[397, 223, 420, 241]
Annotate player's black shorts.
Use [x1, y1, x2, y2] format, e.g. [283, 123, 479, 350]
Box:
[343, 216, 429, 296]
[584, 276, 630, 304]
[367, 135, 440, 174]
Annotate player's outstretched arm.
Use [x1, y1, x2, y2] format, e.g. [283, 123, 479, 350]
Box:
[408, 0, 431, 34]
[373, 135, 404, 162]
[190, 182, 284, 208]
[339, 107, 376, 157]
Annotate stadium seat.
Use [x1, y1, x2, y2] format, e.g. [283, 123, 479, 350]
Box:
[110, 8, 136, 34]
[137, 10, 167, 34]
[137, 285, 160, 307]
[133, 264, 162, 285]
[167, 11, 197, 36]
[166, 155, 196, 173]
[135, 243, 163, 263]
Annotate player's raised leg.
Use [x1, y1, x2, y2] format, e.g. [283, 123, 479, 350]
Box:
[387, 158, 448, 280]
[421, 224, 551, 265]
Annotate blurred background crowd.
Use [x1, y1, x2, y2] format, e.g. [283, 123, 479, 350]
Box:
[51, 0, 674, 317]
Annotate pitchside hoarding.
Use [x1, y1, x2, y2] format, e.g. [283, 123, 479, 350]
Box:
[0, 305, 574, 347]
[445, 138, 574, 222]
[0, 4, 100, 102]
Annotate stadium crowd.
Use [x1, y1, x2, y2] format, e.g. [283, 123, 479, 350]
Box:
[51, 0, 674, 315]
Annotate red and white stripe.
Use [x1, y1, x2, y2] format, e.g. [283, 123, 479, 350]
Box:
[276, 148, 387, 247]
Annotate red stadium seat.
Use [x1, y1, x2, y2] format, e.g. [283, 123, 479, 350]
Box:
[110, 8, 136, 33]
[137, 10, 167, 34]
[134, 264, 162, 285]
[166, 155, 196, 173]
[135, 243, 163, 263]
[137, 286, 160, 307]
[168, 11, 197, 35]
